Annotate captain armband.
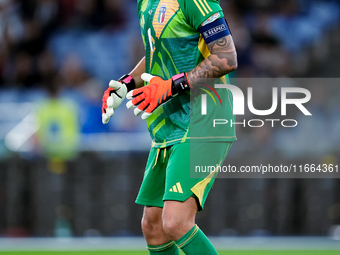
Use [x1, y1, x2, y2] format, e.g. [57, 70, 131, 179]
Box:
[198, 18, 231, 45]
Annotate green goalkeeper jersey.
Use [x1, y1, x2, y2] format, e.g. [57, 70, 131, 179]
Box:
[137, 0, 236, 148]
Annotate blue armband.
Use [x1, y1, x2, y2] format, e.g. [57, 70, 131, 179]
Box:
[198, 18, 231, 44]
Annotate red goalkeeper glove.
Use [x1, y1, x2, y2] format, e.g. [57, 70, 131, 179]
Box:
[126, 73, 191, 120]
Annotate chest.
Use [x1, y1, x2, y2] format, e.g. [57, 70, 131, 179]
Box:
[139, 0, 180, 39]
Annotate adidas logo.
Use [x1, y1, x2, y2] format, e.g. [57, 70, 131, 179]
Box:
[169, 182, 183, 193]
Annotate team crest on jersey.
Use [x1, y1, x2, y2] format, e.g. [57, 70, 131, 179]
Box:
[158, 7, 167, 24]
[153, 0, 179, 38]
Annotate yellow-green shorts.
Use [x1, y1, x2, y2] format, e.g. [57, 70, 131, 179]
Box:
[135, 142, 232, 210]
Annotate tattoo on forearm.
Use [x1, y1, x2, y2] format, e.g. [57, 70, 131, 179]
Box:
[187, 35, 237, 86]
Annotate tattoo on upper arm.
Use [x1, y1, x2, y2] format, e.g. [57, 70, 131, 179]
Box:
[215, 38, 228, 47]
[187, 35, 237, 86]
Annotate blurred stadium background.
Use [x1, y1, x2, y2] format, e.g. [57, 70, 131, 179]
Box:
[0, 0, 340, 254]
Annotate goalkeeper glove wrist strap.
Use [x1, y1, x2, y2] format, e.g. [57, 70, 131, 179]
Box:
[119, 74, 136, 92]
[172, 73, 191, 95]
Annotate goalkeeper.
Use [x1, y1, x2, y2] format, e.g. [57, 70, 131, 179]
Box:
[102, 0, 237, 254]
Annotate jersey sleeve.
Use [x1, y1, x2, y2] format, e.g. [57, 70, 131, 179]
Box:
[179, 0, 224, 30]
[137, 0, 147, 19]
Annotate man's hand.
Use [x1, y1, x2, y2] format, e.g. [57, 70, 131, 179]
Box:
[102, 80, 127, 124]
[126, 73, 191, 120]
[126, 74, 172, 120]
[102, 74, 136, 124]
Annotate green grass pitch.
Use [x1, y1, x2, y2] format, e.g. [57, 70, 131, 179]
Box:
[0, 251, 338, 255]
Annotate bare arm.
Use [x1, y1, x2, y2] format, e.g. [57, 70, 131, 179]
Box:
[129, 57, 145, 88]
[187, 35, 237, 86]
